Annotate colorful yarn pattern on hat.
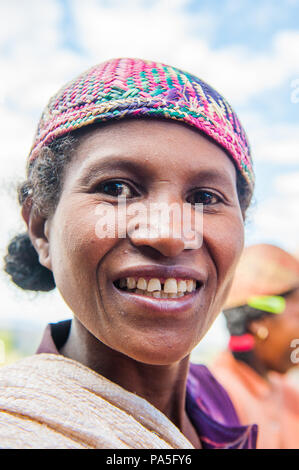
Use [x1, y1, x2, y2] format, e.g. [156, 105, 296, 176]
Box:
[28, 58, 254, 189]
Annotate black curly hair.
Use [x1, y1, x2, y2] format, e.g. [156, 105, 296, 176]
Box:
[4, 125, 254, 292]
[4, 134, 77, 291]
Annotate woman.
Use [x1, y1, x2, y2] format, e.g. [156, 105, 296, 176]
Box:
[212, 243, 299, 448]
[1, 58, 256, 449]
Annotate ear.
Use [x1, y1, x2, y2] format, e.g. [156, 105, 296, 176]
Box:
[248, 320, 269, 341]
[22, 202, 52, 271]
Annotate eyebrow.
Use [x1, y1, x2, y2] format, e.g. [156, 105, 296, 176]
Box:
[76, 154, 236, 190]
[188, 169, 235, 189]
[76, 156, 152, 187]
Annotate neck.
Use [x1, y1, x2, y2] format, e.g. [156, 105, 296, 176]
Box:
[60, 318, 200, 447]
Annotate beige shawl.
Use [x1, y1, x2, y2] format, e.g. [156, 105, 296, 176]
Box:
[0, 353, 194, 449]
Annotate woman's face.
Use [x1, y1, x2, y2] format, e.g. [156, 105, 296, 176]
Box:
[44, 119, 244, 365]
[253, 288, 299, 373]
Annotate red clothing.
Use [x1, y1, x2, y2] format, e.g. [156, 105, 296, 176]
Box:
[212, 351, 299, 449]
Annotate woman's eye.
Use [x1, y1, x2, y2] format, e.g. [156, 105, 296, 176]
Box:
[187, 190, 220, 205]
[97, 181, 138, 198]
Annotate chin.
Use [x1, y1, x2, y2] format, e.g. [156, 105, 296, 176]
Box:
[119, 337, 197, 366]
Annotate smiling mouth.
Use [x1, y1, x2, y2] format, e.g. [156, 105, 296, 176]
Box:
[113, 277, 201, 299]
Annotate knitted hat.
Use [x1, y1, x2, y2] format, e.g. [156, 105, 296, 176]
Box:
[28, 57, 254, 190]
[224, 243, 299, 309]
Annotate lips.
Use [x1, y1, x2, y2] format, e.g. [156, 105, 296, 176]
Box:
[111, 264, 205, 314]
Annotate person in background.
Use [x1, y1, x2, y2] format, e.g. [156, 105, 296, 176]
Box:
[212, 243, 299, 449]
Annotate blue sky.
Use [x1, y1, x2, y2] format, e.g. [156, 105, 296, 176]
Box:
[187, 0, 299, 48]
[0, 0, 298, 351]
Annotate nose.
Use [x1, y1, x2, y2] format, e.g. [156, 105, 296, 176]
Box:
[127, 196, 195, 257]
[130, 229, 186, 257]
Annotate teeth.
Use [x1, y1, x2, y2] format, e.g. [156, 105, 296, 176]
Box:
[164, 278, 178, 293]
[117, 276, 198, 296]
[136, 278, 147, 290]
[147, 278, 161, 292]
[177, 280, 187, 292]
[127, 277, 136, 289]
[135, 289, 186, 298]
[186, 280, 194, 292]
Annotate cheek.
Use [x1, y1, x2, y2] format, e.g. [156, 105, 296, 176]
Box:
[204, 213, 244, 305]
[280, 319, 299, 354]
[263, 325, 293, 371]
[48, 199, 118, 299]
[262, 318, 293, 360]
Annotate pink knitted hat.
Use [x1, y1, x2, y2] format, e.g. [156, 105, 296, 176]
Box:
[28, 57, 254, 190]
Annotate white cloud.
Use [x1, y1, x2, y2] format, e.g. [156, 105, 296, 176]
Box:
[247, 171, 299, 252]
[0, 0, 61, 47]
[1, 0, 299, 123]
[240, 111, 299, 164]
[70, 0, 192, 65]
[275, 171, 299, 194]
[191, 30, 299, 105]
[68, 0, 299, 106]
[250, 122, 299, 163]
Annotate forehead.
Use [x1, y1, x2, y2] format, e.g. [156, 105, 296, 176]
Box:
[69, 119, 237, 182]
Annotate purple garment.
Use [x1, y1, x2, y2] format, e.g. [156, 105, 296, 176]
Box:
[186, 365, 257, 448]
[36, 320, 257, 449]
